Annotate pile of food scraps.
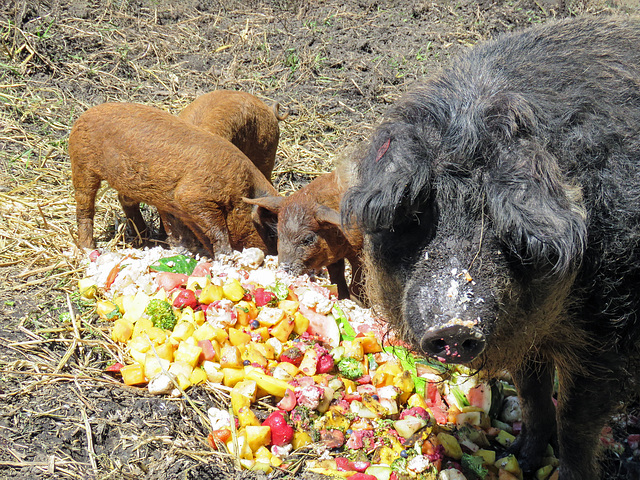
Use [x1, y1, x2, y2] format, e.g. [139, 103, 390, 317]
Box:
[77, 246, 561, 480]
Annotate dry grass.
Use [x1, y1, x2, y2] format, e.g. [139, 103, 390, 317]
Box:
[0, 1, 398, 292]
[1, 0, 625, 292]
[0, 2, 404, 476]
[1, 0, 637, 477]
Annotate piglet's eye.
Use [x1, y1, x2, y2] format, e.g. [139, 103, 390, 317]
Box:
[301, 234, 317, 246]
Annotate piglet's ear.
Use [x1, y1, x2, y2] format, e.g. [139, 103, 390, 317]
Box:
[317, 205, 362, 246]
[484, 139, 587, 278]
[242, 195, 284, 214]
[316, 205, 342, 226]
[249, 199, 279, 256]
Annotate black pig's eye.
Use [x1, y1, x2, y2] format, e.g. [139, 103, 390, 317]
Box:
[390, 200, 437, 237]
[370, 201, 438, 267]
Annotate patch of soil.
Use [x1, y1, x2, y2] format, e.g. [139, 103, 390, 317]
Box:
[2, 0, 640, 479]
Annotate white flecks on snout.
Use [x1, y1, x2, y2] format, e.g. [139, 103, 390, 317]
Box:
[445, 279, 459, 299]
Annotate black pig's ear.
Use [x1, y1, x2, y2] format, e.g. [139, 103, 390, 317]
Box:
[484, 139, 587, 278]
[342, 122, 432, 233]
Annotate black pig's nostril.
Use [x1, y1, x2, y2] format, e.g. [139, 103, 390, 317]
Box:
[461, 339, 480, 353]
[420, 325, 486, 364]
[428, 338, 447, 354]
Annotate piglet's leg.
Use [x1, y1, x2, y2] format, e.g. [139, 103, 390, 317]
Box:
[327, 259, 349, 300]
[196, 214, 232, 256]
[118, 193, 148, 244]
[163, 213, 211, 257]
[180, 209, 232, 257]
[158, 211, 185, 246]
[555, 359, 621, 480]
[173, 188, 233, 256]
[347, 256, 367, 305]
[74, 181, 100, 249]
[509, 355, 557, 474]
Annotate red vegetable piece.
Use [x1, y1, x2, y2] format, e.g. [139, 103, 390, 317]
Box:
[280, 347, 303, 367]
[299, 303, 340, 347]
[263, 411, 294, 446]
[207, 428, 231, 450]
[467, 383, 491, 409]
[426, 382, 449, 424]
[316, 354, 335, 374]
[277, 388, 297, 411]
[191, 262, 212, 277]
[344, 392, 362, 403]
[89, 250, 100, 262]
[156, 272, 188, 292]
[173, 288, 198, 309]
[105, 362, 124, 373]
[105, 263, 120, 289]
[400, 407, 429, 420]
[207, 433, 217, 450]
[211, 428, 231, 443]
[198, 340, 216, 362]
[349, 474, 378, 480]
[254, 287, 277, 307]
[335, 457, 354, 471]
[105, 255, 132, 289]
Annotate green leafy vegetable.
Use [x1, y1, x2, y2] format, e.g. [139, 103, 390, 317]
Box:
[451, 386, 470, 408]
[150, 255, 197, 275]
[268, 281, 290, 301]
[384, 345, 427, 397]
[337, 357, 365, 380]
[462, 453, 488, 479]
[332, 304, 355, 341]
[105, 307, 122, 320]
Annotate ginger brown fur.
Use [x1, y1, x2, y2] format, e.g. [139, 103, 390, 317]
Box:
[69, 102, 278, 257]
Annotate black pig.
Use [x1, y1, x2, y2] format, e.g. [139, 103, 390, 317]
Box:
[342, 16, 640, 480]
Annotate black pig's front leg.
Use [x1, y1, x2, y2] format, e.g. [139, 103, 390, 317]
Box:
[509, 355, 557, 474]
[555, 356, 621, 480]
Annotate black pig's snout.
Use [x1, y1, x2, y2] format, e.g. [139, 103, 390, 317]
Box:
[420, 325, 486, 364]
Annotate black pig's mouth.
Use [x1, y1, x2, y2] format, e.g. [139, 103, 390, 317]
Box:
[418, 320, 486, 364]
[404, 269, 490, 364]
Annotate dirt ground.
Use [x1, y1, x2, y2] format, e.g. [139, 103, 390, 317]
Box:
[2, 0, 640, 479]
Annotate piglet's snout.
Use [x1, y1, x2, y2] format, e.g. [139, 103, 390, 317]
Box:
[279, 261, 292, 273]
[279, 261, 304, 276]
[420, 324, 486, 364]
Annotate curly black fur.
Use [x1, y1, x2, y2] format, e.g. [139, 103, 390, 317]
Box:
[342, 16, 640, 480]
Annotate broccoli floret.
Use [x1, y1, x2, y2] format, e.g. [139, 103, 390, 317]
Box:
[462, 453, 488, 479]
[337, 357, 365, 380]
[145, 299, 177, 330]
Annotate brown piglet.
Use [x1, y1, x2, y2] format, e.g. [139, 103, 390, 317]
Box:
[178, 90, 288, 183]
[245, 165, 365, 303]
[69, 102, 278, 256]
